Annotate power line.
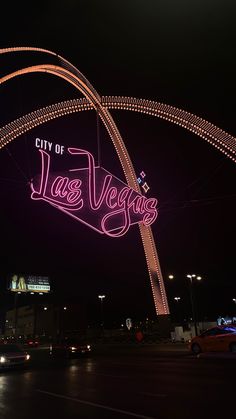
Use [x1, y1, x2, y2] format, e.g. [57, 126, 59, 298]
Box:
[4, 147, 30, 183]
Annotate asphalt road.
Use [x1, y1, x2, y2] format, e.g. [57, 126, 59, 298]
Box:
[0, 344, 235, 419]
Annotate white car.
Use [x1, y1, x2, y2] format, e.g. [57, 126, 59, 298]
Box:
[0, 343, 30, 369]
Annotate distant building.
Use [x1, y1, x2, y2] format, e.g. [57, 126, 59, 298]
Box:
[4, 306, 32, 337]
[4, 301, 87, 341]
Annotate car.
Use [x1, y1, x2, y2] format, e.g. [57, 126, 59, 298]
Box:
[189, 325, 236, 355]
[25, 339, 39, 348]
[49, 338, 91, 358]
[0, 343, 30, 369]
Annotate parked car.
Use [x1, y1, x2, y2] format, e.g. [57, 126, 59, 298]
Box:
[49, 338, 91, 358]
[0, 343, 30, 369]
[189, 325, 236, 354]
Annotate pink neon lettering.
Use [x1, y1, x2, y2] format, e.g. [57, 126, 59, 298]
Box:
[101, 207, 131, 237]
[67, 179, 83, 204]
[68, 148, 112, 210]
[105, 186, 118, 209]
[51, 177, 69, 198]
[143, 198, 158, 225]
[31, 147, 158, 237]
[31, 150, 83, 210]
[117, 187, 133, 207]
[128, 194, 146, 214]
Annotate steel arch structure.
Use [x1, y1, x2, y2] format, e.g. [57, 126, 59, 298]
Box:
[0, 47, 169, 316]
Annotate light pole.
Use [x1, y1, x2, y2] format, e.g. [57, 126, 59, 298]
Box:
[168, 274, 202, 335]
[174, 297, 181, 323]
[98, 295, 106, 328]
[187, 274, 202, 336]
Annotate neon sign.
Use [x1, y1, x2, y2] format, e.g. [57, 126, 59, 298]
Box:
[137, 171, 150, 194]
[31, 147, 158, 238]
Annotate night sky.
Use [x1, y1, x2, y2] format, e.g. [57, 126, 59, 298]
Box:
[0, 1, 236, 325]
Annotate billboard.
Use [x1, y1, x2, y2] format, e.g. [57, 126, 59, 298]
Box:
[9, 274, 50, 293]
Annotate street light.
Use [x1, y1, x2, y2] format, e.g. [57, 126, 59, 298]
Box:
[187, 274, 202, 337]
[98, 295, 106, 327]
[174, 297, 181, 302]
[169, 274, 202, 335]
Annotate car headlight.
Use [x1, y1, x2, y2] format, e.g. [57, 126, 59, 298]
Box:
[87, 345, 91, 350]
[70, 346, 77, 351]
[26, 354, 30, 360]
[0, 356, 6, 363]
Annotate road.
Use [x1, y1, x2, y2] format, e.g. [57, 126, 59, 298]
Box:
[0, 344, 235, 419]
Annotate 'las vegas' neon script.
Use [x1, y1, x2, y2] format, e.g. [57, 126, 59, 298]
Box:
[31, 147, 158, 237]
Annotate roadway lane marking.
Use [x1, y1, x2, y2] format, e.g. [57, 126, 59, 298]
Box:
[36, 389, 155, 419]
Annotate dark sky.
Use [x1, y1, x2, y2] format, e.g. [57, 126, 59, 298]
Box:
[0, 1, 236, 324]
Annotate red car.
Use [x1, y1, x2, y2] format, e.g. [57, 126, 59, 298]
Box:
[26, 340, 39, 348]
[50, 338, 91, 358]
[189, 325, 236, 354]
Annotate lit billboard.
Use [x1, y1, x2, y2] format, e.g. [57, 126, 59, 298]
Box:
[9, 274, 50, 293]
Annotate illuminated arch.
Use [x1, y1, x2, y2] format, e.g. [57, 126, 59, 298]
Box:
[1, 96, 236, 163]
[0, 47, 169, 316]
